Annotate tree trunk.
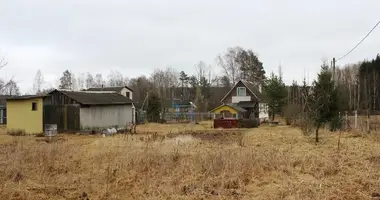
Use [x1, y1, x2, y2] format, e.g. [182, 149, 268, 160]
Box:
[367, 109, 370, 133]
[315, 126, 319, 143]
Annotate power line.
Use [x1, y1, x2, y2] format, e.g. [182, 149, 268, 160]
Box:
[336, 20, 380, 62]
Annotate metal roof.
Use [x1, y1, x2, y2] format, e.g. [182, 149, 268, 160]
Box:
[210, 103, 247, 113]
[6, 95, 47, 101]
[86, 86, 134, 93]
[52, 90, 134, 106]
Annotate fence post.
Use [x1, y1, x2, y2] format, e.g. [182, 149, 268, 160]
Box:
[367, 109, 370, 133]
[354, 110, 357, 129]
[345, 111, 348, 129]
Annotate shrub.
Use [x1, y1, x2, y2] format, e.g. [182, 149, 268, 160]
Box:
[7, 129, 26, 136]
[284, 104, 302, 126]
[329, 115, 343, 132]
[238, 119, 259, 128]
[300, 117, 314, 136]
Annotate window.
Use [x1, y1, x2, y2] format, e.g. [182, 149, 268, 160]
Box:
[237, 87, 246, 96]
[126, 92, 130, 99]
[32, 102, 37, 111]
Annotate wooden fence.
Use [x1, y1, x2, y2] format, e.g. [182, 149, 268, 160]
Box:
[43, 105, 80, 132]
[162, 112, 213, 123]
[214, 119, 238, 128]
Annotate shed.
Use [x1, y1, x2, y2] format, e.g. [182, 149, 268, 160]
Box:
[7, 95, 46, 134]
[210, 103, 246, 119]
[44, 90, 134, 132]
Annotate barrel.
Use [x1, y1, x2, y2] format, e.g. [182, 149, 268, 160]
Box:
[44, 124, 57, 137]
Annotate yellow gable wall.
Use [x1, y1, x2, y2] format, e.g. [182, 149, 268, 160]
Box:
[7, 98, 44, 134]
[211, 105, 238, 114]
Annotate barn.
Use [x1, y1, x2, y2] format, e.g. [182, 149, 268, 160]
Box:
[44, 89, 134, 132]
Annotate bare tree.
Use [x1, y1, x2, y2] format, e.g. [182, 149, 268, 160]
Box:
[216, 47, 242, 85]
[107, 71, 124, 87]
[0, 54, 7, 69]
[123, 76, 129, 86]
[150, 67, 179, 116]
[76, 73, 86, 90]
[2, 80, 20, 96]
[33, 70, 44, 94]
[59, 70, 73, 90]
[94, 73, 105, 88]
[0, 53, 12, 92]
[71, 73, 78, 91]
[85, 73, 95, 89]
[195, 61, 207, 82]
[128, 76, 151, 106]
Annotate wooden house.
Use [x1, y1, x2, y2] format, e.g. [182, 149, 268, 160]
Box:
[210, 80, 269, 122]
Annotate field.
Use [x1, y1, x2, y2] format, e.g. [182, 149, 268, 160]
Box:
[1, 122, 380, 200]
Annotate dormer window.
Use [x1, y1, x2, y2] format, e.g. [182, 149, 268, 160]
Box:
[237, 87, 246, 96]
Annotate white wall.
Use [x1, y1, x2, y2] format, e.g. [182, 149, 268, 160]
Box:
[120, 88, 133, 100]
[232, 96, 251, 103]
[259, 103, 269, 120]
[80, 105, 134, 130]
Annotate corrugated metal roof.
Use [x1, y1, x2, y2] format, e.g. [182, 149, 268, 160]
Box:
[210, 103, 247, 113]
[226, 103, 247, 112]
[237, 101, 256, 108]
[54, 90, 133, 106]
[86, 86, 134, 92]
[7, 95, 47, 100]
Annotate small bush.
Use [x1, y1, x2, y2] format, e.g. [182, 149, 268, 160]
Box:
[329, 115, 343, 132]
[238, 119, 259, 128]
[35, 133, 45, 137]
[159, 119, 167, 124]
[7, 129, 26, 136]
[284, 104, 302, 125]
[300, 118, 314, 136]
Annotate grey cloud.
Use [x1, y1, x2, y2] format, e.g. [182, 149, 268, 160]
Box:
[0, 0, 379, 93]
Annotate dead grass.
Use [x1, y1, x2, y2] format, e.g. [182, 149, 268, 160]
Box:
[1, 123, 380, 199]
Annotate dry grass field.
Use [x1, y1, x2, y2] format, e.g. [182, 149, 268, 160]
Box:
[1, 122, 380, 199]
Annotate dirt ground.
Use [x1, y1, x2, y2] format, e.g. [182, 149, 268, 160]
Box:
[1, 122, 380, 199]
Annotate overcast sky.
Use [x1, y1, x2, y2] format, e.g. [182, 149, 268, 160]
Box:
[1, 0, 379, 94]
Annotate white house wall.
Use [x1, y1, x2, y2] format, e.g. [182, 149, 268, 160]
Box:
[259, 103, 269, 121]
[80, 105, 133, 130]
[120, 88, 133, 100]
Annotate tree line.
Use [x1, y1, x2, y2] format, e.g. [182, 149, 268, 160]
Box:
[23, 49, 380, 142]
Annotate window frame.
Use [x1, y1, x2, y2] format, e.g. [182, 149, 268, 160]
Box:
[32, 102, 37, 111]
[236, 87, 246, 96]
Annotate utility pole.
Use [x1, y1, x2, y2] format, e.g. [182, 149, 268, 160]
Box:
[332, 57, 336, 85]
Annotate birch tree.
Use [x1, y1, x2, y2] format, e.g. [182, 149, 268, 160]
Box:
[59, 70, 73, 90]
[216, 47, 242, 85]
[33, 70, 44, 94]
[85, 73, 95, 89]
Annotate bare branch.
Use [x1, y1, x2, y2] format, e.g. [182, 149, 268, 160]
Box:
[0, 55, 7, 69]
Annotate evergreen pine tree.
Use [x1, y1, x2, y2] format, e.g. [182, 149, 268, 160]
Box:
[179, 71, 189, 101]
[263, 72, 288, 121]
[147, 92, 161, 122]
[308, 63, 340, 142]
